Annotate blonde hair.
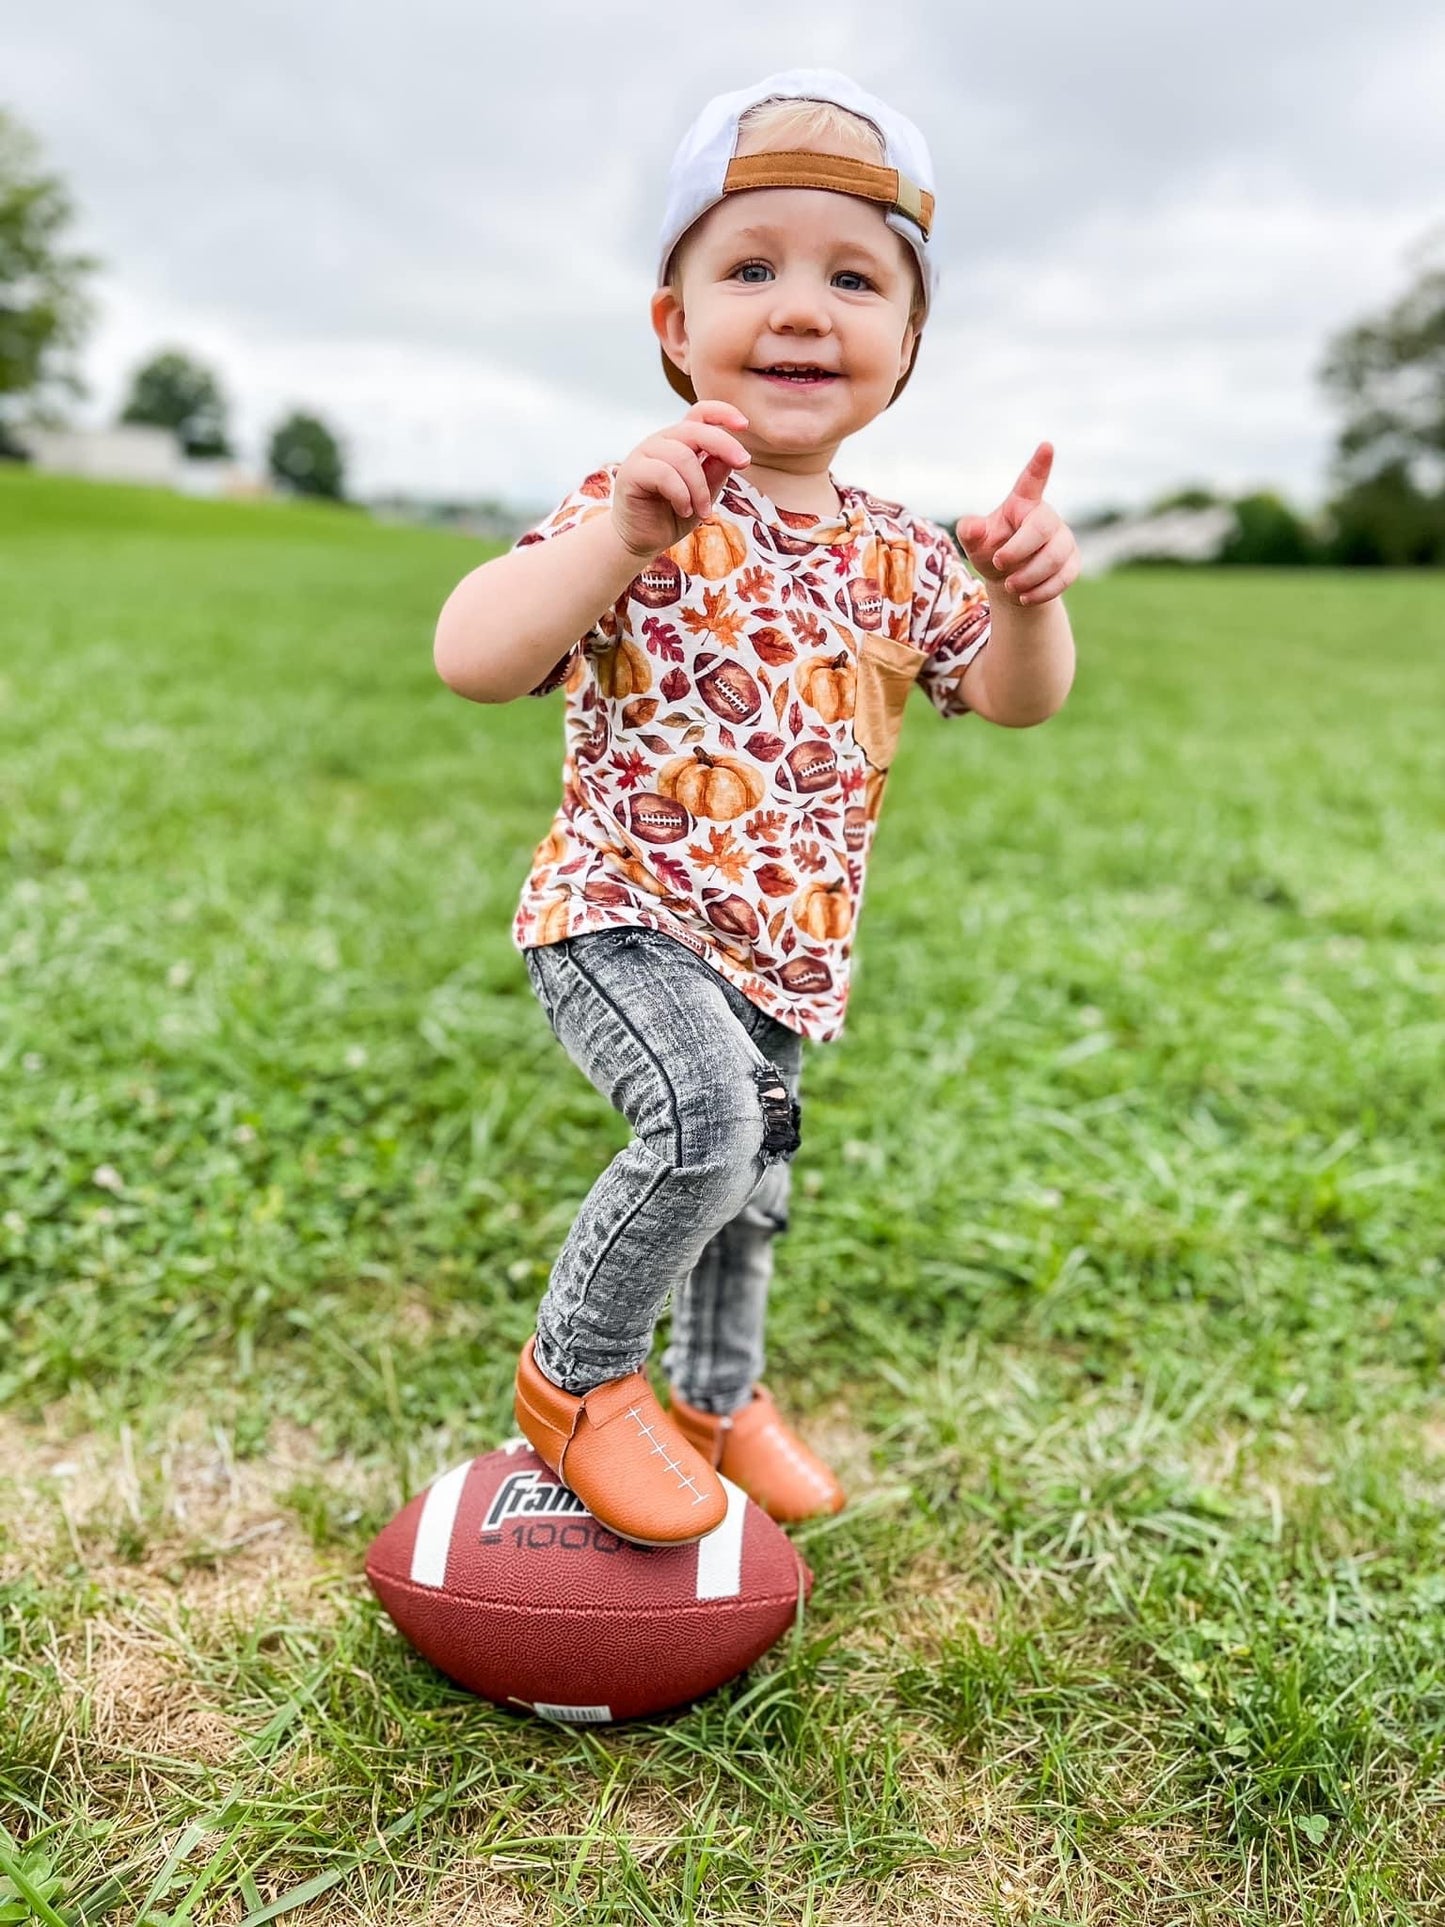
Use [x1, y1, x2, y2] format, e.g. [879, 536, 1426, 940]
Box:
[665, 95, 925, 325]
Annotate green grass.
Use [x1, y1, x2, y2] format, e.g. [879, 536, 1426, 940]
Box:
[2, 465, 1444, 1922]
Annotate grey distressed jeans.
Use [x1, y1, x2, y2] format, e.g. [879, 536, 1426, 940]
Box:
[521, 925, 805, 1417]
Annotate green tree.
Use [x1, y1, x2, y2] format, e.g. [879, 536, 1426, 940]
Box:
[1320, 460, 1445, 567]
[267, 410, 345, 500]
[1147, 484, 1225, 514]
[1217, 491, 1322, 566]
[0, 107, 100, 455]
[1318, 225, 1445, 565]
[119, 348, 233, 458]
[1319, 223, 1445, 492]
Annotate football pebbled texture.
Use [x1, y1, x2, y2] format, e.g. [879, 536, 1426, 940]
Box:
[366, 1438, 814, 1724]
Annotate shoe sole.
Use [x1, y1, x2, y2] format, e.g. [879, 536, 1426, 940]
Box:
[603, 1523, 719, 1548]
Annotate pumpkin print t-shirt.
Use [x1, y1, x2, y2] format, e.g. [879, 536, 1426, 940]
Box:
[509, 461, 991, 1045]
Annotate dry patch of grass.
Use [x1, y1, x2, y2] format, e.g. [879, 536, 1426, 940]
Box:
[1183, 1401, 1445, 1526]
[0, 1407, 379, 1775]
[0, 1407, 370, 1597]
[867, 1545, 999, 1657]
[1415, 1414, 1445, 1467]
[49, 1606, 241, 1765]
[415, 1869, 557, 1926]
[779, 1390, 884, 1493]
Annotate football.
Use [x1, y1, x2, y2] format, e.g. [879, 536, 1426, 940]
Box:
[623, 792, 690, 845]
[366, 1438, 814, 1724]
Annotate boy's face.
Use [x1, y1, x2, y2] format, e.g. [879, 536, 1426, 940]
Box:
[651, 187, 920, 467]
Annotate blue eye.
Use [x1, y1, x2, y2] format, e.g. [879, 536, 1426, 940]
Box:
[733, 260, 875, 291]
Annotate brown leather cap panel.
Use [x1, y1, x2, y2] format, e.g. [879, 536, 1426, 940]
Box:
[722, 149, 933, 235]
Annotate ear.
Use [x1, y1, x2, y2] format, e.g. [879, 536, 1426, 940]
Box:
[651, 285, 689, 380]
[898, 316, 920, 380]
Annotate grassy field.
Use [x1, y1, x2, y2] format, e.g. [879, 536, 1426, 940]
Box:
[1, 465, 1443, 1924]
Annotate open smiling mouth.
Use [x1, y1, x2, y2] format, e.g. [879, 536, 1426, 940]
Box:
[751, 367, 841, 388]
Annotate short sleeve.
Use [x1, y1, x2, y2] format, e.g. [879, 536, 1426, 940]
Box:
[511, 464, 621, 697]
[909, 517, 992, 719]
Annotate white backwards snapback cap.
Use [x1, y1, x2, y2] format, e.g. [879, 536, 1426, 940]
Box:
[655, 67, 938, 410]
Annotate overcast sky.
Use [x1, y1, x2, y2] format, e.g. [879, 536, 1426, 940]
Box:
[7, 0, 1442, 519]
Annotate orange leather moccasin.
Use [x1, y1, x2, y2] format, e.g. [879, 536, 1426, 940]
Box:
[513, 1334, 728, 1549]
[666, 1382, 846, 1523]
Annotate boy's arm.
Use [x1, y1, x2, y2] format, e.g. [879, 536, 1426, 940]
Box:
[958, 596, 1075, 728]
[439, 407, 754, 704]
[433, 510, 655, 705]
[952, 440, 1081, 727]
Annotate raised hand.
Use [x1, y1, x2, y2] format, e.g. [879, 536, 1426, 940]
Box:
[611, 400, 753, 560]
[955, 443, 1080, 607]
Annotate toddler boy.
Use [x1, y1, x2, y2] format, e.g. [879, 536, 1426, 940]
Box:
[433, 68, 1080, 1549]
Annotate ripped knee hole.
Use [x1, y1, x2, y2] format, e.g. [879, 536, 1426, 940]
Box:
[753, 1062, 802, 1160]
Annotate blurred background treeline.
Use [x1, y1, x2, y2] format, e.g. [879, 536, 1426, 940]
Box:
[1, 99, 1442, 565]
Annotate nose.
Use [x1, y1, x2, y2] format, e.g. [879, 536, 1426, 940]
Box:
[765, 270, 835, 338]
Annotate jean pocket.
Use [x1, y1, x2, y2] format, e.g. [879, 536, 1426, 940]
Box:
[853, 633, 927, 772]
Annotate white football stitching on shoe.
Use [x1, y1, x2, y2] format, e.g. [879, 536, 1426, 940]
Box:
[628, 1406, 709, 1502]
[757, 1420, 837, 1495]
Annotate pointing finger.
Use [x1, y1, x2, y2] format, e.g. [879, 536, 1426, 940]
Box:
[1007, 442, 1054, 507]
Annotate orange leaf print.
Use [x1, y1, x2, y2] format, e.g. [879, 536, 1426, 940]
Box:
[680, 586, 747, 651]
[686, 824, 749, 884]
[744, 809, 788, 841]
[786, 608, 828, 650]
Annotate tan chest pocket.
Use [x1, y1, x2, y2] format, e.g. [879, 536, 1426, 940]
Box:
[852, 632, 928, 772]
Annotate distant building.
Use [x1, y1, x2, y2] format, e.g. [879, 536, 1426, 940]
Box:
[18, 424, 272, 499]
[1074, 505, 1238, 575]
[21, 423, 180, 485]
[365, 493, 544, 542]
[175, 456, 272, 500]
